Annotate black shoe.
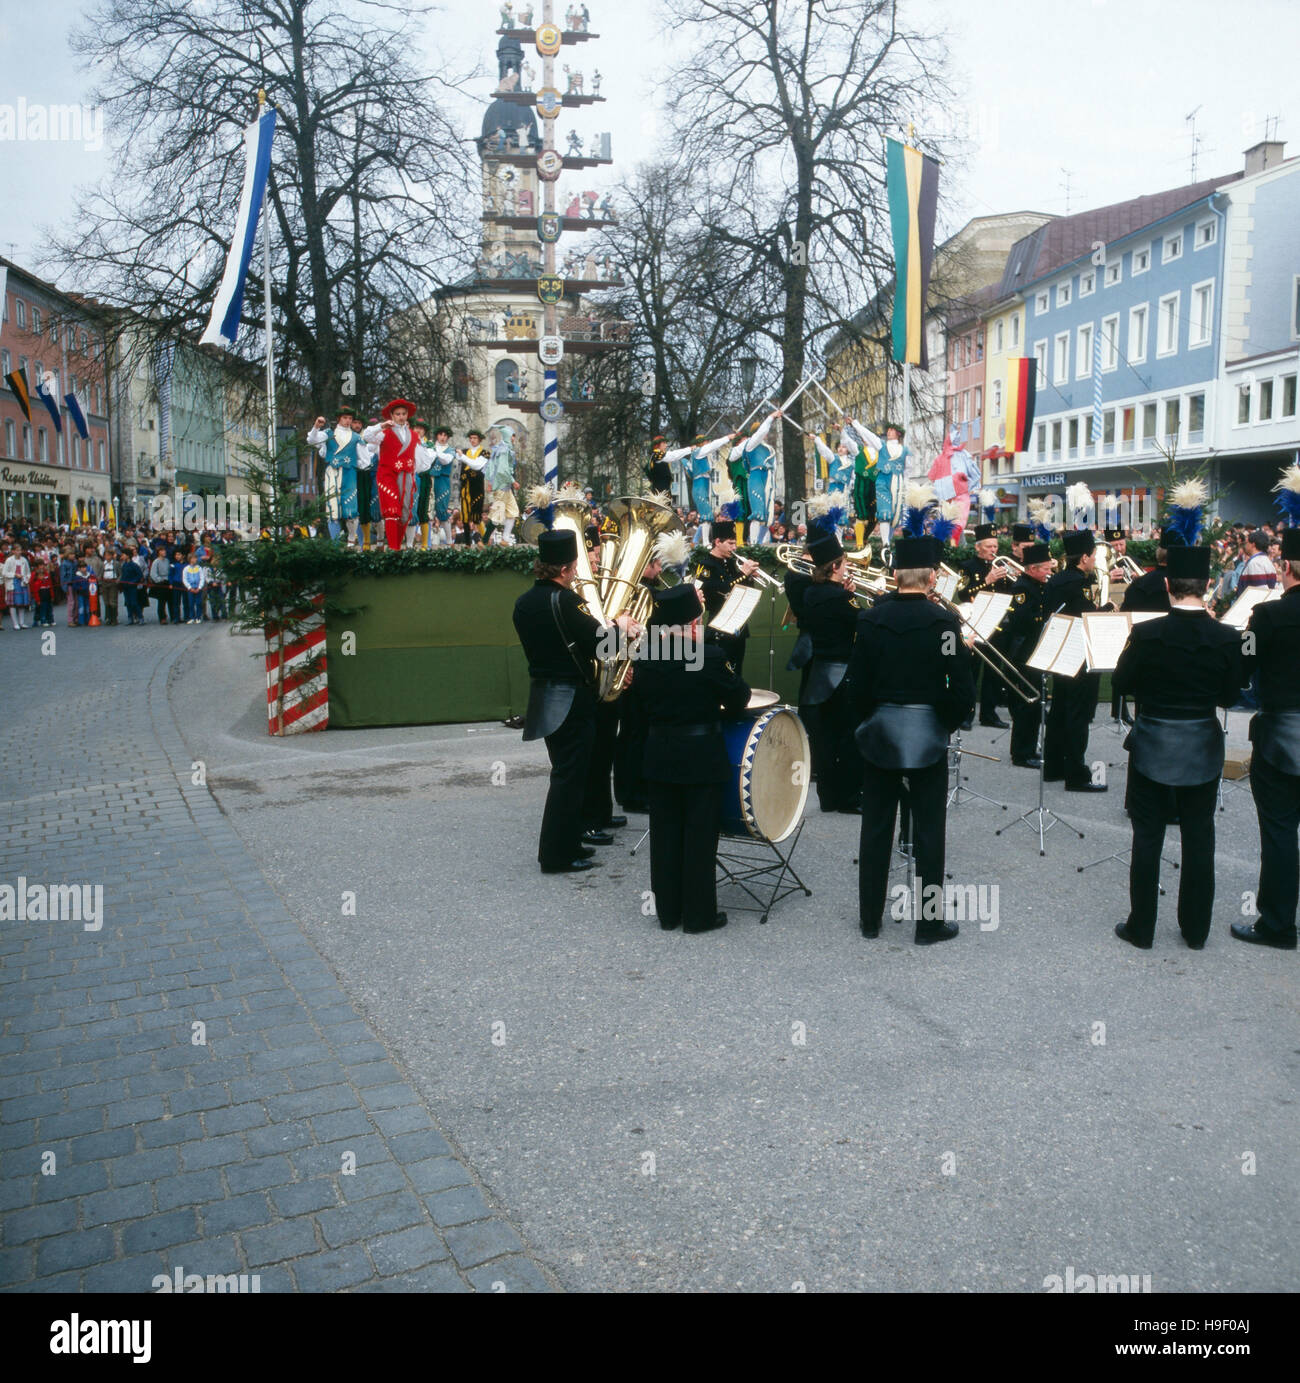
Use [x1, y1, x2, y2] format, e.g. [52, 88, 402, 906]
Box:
[1043, 770, 1065, 782]
[503, 715, 525, 729]
[1183, 935, 1207, 951]
[541, 859, 601, 875]
[837, 804, 863, 815]
[1119, 710, 1134, 726]
[979, 716, 1009, 729]
[577, 845, 596, 859]
[1065, 781, 1107, 793]
[605, 815, 628, 829]
[659, 917, 681, 931]
[1114, 922, 1151, 950]
[860, 921, 881, 938]
[581, 830, 614, 846]
[915, 922, 959, 946]
[1231, 922, 1297, 950]
[684, 912, 727, 934]
[1012, 756, 1043, 769]
[960, 717, 974, 731]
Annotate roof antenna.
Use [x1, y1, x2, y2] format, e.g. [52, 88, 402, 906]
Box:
[1185, 105, 1202, 181]
[1060, 168, 1073, 215]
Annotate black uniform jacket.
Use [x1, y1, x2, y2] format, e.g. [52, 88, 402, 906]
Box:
[695, 551, 745, 618]
[1003, 574, 1050, 662]
[783, 568, 814, 625]
[513, 580, 603, 681]
[1044, 564, 1099, 621]
[1112, 609, 1244, 716]
[846, 593, 976, 733]
[801, 581, 858, 661]
[637, 642, 751, 784]
[1242, 584, 1300, 711]
[1122, 565, 1171, 614]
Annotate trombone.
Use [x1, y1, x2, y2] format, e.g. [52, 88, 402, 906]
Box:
[776, 543, 892, 604]
[929, 586, 1041, 706]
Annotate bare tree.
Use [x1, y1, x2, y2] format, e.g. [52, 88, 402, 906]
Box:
[661, 0, 955, 506]
[50, 0, 477, 411]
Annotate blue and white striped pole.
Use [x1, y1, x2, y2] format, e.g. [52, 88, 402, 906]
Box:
[543, 369, 559, 487]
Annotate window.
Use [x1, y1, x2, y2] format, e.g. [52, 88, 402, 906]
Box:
[1157, 292, 1179, 356]
[1189, 281, 1213, 348]
[1188, 393, 1205, 441]
[1035, 291, 1049, 314]
[1011, 314, 1020, 348]
[31, 307, 41, 334]
[1121, 406, 1136, 448]
[50, 318, 59, 344]
[1195, 218, 1216, 249]
[994, 320, 1004, 353]
[1067, 418, 1079, 456]
[1084, 414, 1095, 447]
[973, 385, 982, 417]
[1076, 324, 1093, 377]
[1056, 282, 1071, 308]
[452, 360, 470, 404]
[1101, 314, 1119, 371]
[992, 380, 1002, 417]
[71, 437, 79, 467]
[1103, 410, 1116, 449]
[1080, 271, 1095, 297]
[38, 427, 48, 462]
[1259, 378, 1274, 421]
[1105, 261, 1122, 287]
[1053, 332, 1069, 384]
[1163, 234, 1182, 263]
[98, 441, 105, 470]
[951, 342, 960, 370]
[1142, 402, 1157, 439]
[1034, 340, 1048, 386]
[94, 385, 102, 413]
[22, 425, 31, 459]
[1051, 420, 1062, 457]
[1236, 383, 1251, 425]
[1035, 423, 1047, 457]
[0, 348, 8, 376]
[80, 330, 89, 353]
[494, 359, 520, 402]
[964, 336, 972, 367]
[975, 330, 983, 362]
[1133, 247, 1150, 275]
[1129, 304, 1148, 363]
[1282, 374, 1297, 418]
[1164, 399, 1180, 441]
[3, 419, 13, 456]
[14, 299, 26, 328]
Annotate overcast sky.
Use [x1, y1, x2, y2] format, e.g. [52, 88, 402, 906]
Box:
[2, 0, 1293, 281]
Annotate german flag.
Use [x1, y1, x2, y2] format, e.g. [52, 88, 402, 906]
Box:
[5, 366, 32, 422]
[886, 138, 940, 369]
[1005, 357, 1038, 454]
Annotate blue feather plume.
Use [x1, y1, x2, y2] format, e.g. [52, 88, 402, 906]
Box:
[1165, 479, 1208, 547]
[1273, 464, 1300, 524]
[719, 500, 742, 521]
[810, 504, 847, 534]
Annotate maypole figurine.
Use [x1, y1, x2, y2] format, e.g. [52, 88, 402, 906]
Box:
[666, 429, 733, 547]
[485, 425, 521, 545]
[364, 400, 426, 551]
[873, 423, 910, 544]
[429, 427, 462, 545]
[460, 429, 489, 537]
[307, 405, 372, 546]
[736, 410, 780, 544]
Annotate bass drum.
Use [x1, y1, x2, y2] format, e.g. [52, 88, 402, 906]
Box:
[721, 707, 810, 844]
[741, 689, 781, 717]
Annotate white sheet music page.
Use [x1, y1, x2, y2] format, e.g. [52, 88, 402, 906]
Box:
[1051, 616, 1089, 676]
[1082, 613, 1133, 671]
[1026, 614, 1072, 672]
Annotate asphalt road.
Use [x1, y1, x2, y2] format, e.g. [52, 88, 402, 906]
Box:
[174, 627, 1298, 1293]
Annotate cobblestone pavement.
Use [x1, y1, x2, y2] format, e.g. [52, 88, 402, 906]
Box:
[0, 623, 556, 1293]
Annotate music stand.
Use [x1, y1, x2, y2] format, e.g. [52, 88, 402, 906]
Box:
[947, 731, 1007, 812]
[996, 672, 1086, 856]
[1217, 708, 1248, 813]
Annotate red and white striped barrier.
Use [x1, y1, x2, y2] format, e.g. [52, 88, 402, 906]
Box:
[265, 595, 329, 736]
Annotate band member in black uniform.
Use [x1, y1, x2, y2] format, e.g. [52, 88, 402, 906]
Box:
[581, 524, 627, 840]
[1122, 528, 1184, 614]
[1112, 544, 1244, 949]
[1010, 523, 1034, 564]
[957, 523, 1011, 728]
[1101, 526, 1135, 722]
[613, 553, 666, 816]
[636, 584, 751, 933]
[1003, 541, 1055, 767]
[644, 436, 674, 496]
[1043, 530, 1108, 792]
[695, 519, 761, 674]
[783, 540, 816, 697]
[801, 531, 864, 814]
[847, 535, 976, 943]
[1234, 526, 1300, 949]
[513, 530, 640, 875]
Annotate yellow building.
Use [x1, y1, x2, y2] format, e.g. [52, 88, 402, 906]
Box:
[980, 293, 1028, 490]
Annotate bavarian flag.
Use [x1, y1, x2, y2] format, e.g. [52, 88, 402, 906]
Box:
[5, 366, 32, 421]
[1005, 357, 1038, 453]
[886, 138, 940, 369]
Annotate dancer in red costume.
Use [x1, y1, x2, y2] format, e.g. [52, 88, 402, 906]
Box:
[363, 399, 421, 551]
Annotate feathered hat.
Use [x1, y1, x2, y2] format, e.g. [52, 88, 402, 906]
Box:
[1164, 477, 1209, 547]
[900, 482, 938, 539]
[1066, 482, 1094, 532]
[718, 500, 743, 522]
[1272, 463, 1300, 527]
[979, 488, 998, 525]
[1027, 498, 1054, 545]
[807, 491, 847, 536]
[652, 530, 692, 572]
[528, 484, 557, 530]
[930, 500, 963, 547]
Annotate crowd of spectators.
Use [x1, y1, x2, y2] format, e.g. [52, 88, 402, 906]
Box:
[0, 519, 241, 633]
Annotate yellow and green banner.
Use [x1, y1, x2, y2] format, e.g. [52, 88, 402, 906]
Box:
[886, 138, 940, 368]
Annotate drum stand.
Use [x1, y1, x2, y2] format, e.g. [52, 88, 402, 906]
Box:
[946, 731, 1007, 812]
[715, 823, 812, 925]
[996, 673, 1085, 857]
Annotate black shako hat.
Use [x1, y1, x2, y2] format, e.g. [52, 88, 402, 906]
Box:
[538, 530, 577, 565]
[1062, 530, 1096, 558]
[712, 520, 737, 542]
[1104, 527, 1127, 542]
[1012, 524, 1034, 544]
[1282, 528, 1300, 560]
[1022, 542, 1052, 566]
[1165, 546, 1212, 580]
[973, 524, 996, 542]
[1158, 526, 1187, 549]
[807, 532, 843, 566]
[892, 536, 942, 570]
[649, 582, 703, 626]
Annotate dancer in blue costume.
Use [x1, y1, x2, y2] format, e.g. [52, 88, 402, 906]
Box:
[307, 405, 373, 545]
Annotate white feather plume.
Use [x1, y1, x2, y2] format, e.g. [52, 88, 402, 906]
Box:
[557, 481, 585, 502]
[940, 500, 963, 523]
[904, 482, 936, 511]
[1066, 482, 1093, 513]
[528, 484, 555, 510]
[1170, 478, 1209, 510]
[979, 488, 998, 508]
[807, 492, 833, 519]
[653, 531, 692, 568]
[1272, 464, 1300, 494]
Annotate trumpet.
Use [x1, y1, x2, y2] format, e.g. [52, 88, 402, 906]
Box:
[776, 544, 892, 603]
[986, 554, 1025, 584]
[929, 586, 1041, 706]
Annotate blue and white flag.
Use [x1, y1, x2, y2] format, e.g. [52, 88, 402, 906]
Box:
[200, 108, 277, 349]
[35, 372, 62, 433]
[64, 391, 90, 440]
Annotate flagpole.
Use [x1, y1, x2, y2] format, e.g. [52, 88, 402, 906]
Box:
[259, 90, 277, 462]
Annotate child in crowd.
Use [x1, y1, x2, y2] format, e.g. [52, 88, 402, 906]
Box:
[182, 555, 206, 624]
[29, 562, 54, 626]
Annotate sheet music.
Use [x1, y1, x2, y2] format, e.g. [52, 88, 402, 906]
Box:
[1026, 614, 1072, 672]
[1082, 613, 1134, 672]
[710, 584, 762, 636]
[961, 592, 1012, 643]
[936, 568, 961, 604]
[1221, 585, 1281, 629]
[1129, 611, 1164, 625]
[1051, 616, 1089, 677]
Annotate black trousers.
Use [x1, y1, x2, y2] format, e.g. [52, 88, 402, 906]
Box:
[647, 780, 723, 929]
[583, 698, 619, 829]
[977, 642, 1009, 718]
[1126, 770, 1218, 946]
[1010, 674, 1042, 761]
[1044, 671, 1100, 784]
[859, 757, 948, 931]
[1251, 754, 1300, 938]
[805, 682, 863, 812]
[539, 691, 596, 869]
[613, 693, 649, 811]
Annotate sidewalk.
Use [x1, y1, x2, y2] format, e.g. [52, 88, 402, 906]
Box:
[0, 625, 555, 1293]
